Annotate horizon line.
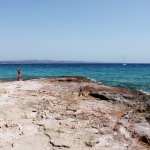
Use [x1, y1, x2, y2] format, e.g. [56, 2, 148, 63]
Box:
[0, 60, 150, 64]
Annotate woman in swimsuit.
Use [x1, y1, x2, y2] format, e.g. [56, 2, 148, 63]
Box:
[17, 69, 21, 81]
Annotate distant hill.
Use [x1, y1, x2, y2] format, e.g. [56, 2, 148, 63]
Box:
[0, 60, 91, 64]
[0, 60, 122, 64]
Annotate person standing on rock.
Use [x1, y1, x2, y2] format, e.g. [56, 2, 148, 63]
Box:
[17, 68, 22, 81]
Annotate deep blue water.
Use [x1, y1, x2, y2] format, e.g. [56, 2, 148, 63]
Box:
[0, 63, 150, 93]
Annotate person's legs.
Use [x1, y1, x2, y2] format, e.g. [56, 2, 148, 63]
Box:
[18, 74, 21, 81]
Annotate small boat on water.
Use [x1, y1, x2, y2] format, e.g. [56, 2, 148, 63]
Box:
[123, 55, 126, 65]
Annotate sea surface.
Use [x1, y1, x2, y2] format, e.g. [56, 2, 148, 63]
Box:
[0, 63, 150, 94]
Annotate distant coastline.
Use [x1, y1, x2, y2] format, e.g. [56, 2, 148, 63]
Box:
[0, 60, 99, 64]
[0, 60, 150, 64]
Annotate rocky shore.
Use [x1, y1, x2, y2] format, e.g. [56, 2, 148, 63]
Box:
[0, 76, 150, 150]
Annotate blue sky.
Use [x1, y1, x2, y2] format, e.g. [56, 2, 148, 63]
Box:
[0, 0, 150, 63]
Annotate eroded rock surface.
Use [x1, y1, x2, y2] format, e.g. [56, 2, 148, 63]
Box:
[0, 76, 150, 150]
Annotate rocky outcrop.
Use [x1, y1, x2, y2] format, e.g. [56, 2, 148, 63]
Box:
[0, 76, 149, 150]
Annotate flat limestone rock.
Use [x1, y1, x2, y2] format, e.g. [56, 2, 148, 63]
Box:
[0, 76, 149, 150]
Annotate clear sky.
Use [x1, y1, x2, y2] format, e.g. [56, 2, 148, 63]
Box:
[0, 0, 150, 63]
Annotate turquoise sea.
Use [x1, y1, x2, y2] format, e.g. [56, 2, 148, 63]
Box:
[0, 63, 150, 94]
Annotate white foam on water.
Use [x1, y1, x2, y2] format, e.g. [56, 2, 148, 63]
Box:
[87, 77, 98, 82]
[139, 90, 150, 95]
